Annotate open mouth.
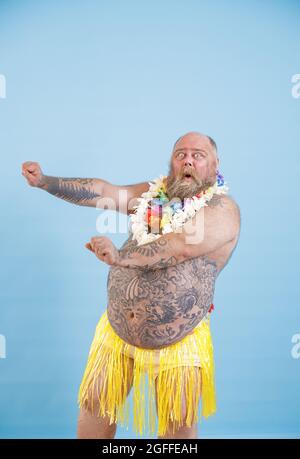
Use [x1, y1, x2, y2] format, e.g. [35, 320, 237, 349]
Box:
[183, 173, 193, 179]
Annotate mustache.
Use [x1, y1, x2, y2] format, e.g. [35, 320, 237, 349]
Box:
[177, 169, 198, 181]
[181, 167, 198, 179]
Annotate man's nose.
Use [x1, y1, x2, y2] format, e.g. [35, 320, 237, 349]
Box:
[184, 159, 193, 167]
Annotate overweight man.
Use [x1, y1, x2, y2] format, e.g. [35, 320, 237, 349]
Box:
[22, 131, 241, 439]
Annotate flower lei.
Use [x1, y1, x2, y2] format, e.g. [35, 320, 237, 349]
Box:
[129, 172, 229, 246]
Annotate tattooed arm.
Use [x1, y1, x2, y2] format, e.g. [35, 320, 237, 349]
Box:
[40, 176, 150, 212]
[21, 161, 149, 213]
[117, 232, 187, 269]
[115, 195, 240, 269]
[39, 176, 105, 207]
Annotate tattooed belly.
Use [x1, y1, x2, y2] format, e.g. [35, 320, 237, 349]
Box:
[106, 255, 217, 349]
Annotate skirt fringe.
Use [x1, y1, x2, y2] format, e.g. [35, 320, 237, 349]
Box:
[77, 309, 216, 437]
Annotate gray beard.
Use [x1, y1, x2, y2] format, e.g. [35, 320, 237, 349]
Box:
[166, 174, 215, 202]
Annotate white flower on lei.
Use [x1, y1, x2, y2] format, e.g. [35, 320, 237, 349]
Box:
[129, 175, 229, 246]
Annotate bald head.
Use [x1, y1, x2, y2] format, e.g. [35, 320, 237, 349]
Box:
[172, 131, 218, 159]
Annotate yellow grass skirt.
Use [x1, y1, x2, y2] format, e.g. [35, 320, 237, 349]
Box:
[77, 309, 217, 437]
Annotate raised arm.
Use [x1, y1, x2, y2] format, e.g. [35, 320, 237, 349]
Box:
[21, 161, 149, 214]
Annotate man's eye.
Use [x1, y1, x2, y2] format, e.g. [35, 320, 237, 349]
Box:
[177, 153, 184, 159]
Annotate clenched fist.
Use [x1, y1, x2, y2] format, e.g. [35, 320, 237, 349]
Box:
[85, 236, 120, 266]
[21, 161, 46, 188]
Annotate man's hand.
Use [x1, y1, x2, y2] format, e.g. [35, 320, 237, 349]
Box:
[22, 161, 46, 188]
[85, 236, 120, 266]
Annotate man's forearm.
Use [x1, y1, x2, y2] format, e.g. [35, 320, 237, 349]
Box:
[117, 232, 188, 270]
[39, 176, 104, 207]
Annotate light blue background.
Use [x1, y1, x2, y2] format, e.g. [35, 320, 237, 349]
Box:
[0, 0, 299, 439]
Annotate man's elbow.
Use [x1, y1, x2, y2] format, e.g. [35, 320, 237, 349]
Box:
[183, 242, 204, 260]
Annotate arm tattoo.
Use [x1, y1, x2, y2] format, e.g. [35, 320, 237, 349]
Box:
[42, 176, 102, 206]
[118, 255, 179, 270]
[117, 236, 185, 270]
[120, 237, 168, 257]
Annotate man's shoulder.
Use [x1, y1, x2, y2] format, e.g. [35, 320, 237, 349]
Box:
[221, 195, 241, 236]
[206, 193, 241, 233]
[223, 194, 240, 214]
[208, 193, 240, 213]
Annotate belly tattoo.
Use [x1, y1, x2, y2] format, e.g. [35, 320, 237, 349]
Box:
[107, 236, 218, 349]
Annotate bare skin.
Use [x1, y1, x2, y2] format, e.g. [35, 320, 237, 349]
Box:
[86, 133, 240, 348]
[21, 161, 148, 213]
[22, 131, 241, 438]
[105, 195, 239, 349]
